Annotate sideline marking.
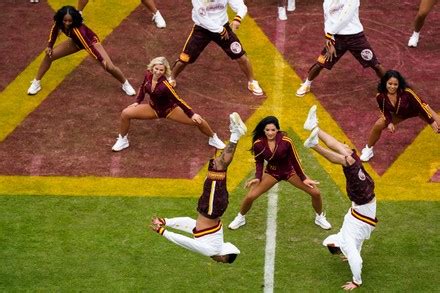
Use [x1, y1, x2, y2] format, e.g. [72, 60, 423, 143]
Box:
[264, 184, 279, 293]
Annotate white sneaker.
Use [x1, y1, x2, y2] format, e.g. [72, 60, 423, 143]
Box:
[27, 79, 41, 95]
[228, 213, 246, 230]
[208, 133, 226, 150]
[360, 145, 374, 162]
[304, 105, 318, 131]
[296, 83, 310, 97]
[278, 7, 287, 20]
[408, 32, 419, 48]
[229, 112, 247, 135]
[112, 134, 129, 152]
[248, 80, 263, 96]
[315, 212, 332, 230]
[229, 112, 247, 143]
[152, 10, 166, 29]
[30, 0, 39, 2]
[122, 80, 136, 96]
[304, 127, 319, 148]
[287, 0, 295, 11]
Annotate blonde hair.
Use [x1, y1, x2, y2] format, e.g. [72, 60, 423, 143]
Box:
[147, 56, 171, 78]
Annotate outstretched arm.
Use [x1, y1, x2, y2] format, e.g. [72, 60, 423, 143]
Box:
[344, 241, 363, 288]
[213, 142, 238, 170]
[152, 225, 217, 257]
[311, 145, 355, 167]
[164, 217, 196, 234]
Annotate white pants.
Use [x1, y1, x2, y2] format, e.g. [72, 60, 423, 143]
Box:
[323, 199, 377, 285]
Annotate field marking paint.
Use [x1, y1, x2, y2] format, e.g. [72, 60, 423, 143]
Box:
[0, 0, 140, 142]
[264, 184, 279, 293]
[0, 4, 438, 200]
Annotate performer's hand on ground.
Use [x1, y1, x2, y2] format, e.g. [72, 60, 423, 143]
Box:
[341, 281, 359, 291]
[245, 178, 260, 189]
[191, 113, 203, 124]
[303, 178, 319, 188]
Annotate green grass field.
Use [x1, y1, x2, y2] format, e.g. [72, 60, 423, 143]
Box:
[1, 139, 439, 292]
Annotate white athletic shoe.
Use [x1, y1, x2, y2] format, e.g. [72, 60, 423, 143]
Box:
[315, 212, 332, 230]
[360, 145, 374, 162]
[230, 112, 247, 135]
[112, 134, 129, 152]
[304, 127, 319, 148]
[27, 79, 41, 95]
[152, 10, 166, 29]
[228, 213, 246, 230]
[248, 80, 263, 96]
[229, 112, 247, 143]
[304, 105, 318, 131]
[122, 80, 136, 96]
[208, 133, 226, 150]
[287, 0, 296, 11]
[278, 7, 287, 20]
[408, 33, 419, 48]
[296, 83, 310, 97]
[30, 0, 39, 3]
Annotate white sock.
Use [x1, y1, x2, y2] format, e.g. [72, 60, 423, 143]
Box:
[230, 133, 240, 144]
[304, 78, 312, 86]
[412, 31, 420, 38]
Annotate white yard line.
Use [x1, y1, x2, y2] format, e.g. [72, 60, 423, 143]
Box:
[264, 183, 279, 293]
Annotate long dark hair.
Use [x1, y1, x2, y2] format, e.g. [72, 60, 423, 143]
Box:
[250, 116, 281, 153]
[54, 6, 83, 28]
[377, 70, 409, 93]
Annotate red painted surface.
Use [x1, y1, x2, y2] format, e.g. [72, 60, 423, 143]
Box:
[0, 0, 438, 177]
[248, 0, 440, 175]
[431, 170, 440, 183]
[0, 1, 264, 178]
[0, 2, 54, 92]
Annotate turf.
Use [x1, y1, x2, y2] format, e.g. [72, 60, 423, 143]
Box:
[1, 138, 439, 291]
[1, 194, 439, 291]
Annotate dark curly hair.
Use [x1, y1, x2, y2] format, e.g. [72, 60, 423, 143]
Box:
[54, 6, 83, 28]
[250, 116, 281, 153]
[377, 70, 409, 93]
